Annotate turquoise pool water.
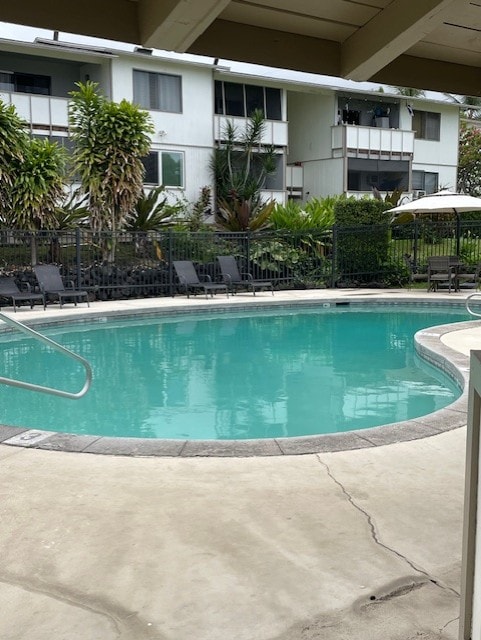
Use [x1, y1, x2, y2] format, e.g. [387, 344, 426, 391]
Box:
[0, 305, 469, 440]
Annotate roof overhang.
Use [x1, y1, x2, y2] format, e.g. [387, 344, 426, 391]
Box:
[2, 0, 481, 95]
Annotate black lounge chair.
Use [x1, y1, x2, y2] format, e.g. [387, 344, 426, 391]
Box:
[33, 265, 90, 308]
[217, 255, 274, 296]
[173, 261, 228, 298]
[0, 276, 46, 312]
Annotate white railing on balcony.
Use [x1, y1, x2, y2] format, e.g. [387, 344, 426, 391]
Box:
[214, 115, 288, 147]
[332, 124, 415, 159]
[0, 91, 70, 132]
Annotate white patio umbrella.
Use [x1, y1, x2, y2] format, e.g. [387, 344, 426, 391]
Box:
[387, 190, 481, 257]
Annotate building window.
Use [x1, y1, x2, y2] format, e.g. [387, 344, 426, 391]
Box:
[142, 152, 160, 184]
[347, 159, 409, 192]
[264, 155, 284, 190]
[412, 170, 438, 194]
[133, 70, 182, 112]
[142, 151, 184, 187]
[161, 152, 183, 187]
[412, 111, 440, 140]
[0, 72, 51, 95]
[215, 81, 282, 120]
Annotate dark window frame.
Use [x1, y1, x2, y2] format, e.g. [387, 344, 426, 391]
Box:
[214, 80, 283, 121]
[412, 110, 441, 141]
[141, 150, 185, 188]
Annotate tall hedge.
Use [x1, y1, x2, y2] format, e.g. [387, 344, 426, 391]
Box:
[334, 199, 391, 283]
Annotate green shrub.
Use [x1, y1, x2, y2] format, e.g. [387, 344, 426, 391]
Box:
[334, 199, 391, 284]
[270, 195, 339, 230]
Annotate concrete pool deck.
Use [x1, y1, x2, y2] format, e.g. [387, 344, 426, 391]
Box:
[0, 288, 479, 639]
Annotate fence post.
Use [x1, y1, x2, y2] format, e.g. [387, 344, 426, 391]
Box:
[413, 218, 419, 269]
[246, 230, 251, 269]
[331, 224, 338, 288]
[168, 229, 174, 296]
[75, 227, 81, 288]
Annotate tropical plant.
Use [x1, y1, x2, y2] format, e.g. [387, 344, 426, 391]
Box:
[216, 198, 275, 231]
[179, 186, 213, 231]
[127, 185, 184, 232]
[54, 191, 90, 229]
[0, 101, 28, 216]
[8, 138, 67, 229]
[458, 123, 481, 196]
[250, 239, 302, 272]
[69, 81, 154, 261]
[212, 109, 277, 230]
[270, 196, 338, 230]
[7, 138, 67, 264]
[372, 187, 404, 207]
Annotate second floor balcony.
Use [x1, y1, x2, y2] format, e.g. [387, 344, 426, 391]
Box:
[332, 124, 415, 160]
[214, 115, 288, 147]
[0, 91, 69, 133]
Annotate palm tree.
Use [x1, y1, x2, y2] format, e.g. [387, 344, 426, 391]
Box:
[69, 81, 154, 261]
[444, 93, 481, 120]
[391, 86, 426, 98]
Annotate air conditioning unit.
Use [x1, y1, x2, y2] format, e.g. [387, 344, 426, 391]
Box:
[413, 189, 426, 199]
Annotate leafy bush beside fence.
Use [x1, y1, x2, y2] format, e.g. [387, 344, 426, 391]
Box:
[333, 199, 391, 285]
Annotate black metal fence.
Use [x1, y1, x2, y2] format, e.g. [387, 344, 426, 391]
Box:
[2, 219, 481, 299]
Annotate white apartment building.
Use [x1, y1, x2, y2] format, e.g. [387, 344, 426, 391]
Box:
[0, 36, 461, 207]
[287, 85, 460, 200]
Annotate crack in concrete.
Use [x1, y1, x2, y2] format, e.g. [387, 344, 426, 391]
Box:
[316, 455, 460, 600]
[440, 615, 459, 632]
[0, 570, 161, 639]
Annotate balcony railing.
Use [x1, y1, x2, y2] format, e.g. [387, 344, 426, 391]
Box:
[332, 124, 415, 160]
[0, 91, 69, 133]
[214, 115, 288, 147]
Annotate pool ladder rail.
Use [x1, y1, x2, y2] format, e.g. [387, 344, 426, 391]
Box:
[465, 292, 481, 319]
[0, 311, 92, 399]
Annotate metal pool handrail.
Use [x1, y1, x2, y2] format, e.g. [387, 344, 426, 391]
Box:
[466, 293, 481, 319]
[0, 312, 92, 399]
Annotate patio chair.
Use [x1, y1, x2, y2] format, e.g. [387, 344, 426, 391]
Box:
[173, 261, 228, 298]
[33, 265, 90, 308]
[0, 276, 46, 312]
[217, 255, 274, 296]
[403, 254, 427, 289]
[427, 256, 456, 293]
[454, 260, 481, 290]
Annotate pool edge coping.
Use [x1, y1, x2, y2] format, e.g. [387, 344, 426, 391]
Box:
[0, 295, 475, 457]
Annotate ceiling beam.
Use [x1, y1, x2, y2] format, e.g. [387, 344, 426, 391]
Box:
[138, 0, 231, 51]
[340, 0, 458, 81]
[372, 54, 481, 98]
[0, 0, 139, 44]
[187, 20, 341, 76]
[188, 17, 481, 96]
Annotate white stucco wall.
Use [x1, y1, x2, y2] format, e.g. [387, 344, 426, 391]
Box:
[109, 54, 215, 202]
[287, 91, 336, 163]
[110, 55, 214, 148]
[302, 158, 344, 199]
[412, 102, 459, 166]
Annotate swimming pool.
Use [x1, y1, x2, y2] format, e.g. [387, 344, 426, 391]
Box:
[0, 304, 469, 440]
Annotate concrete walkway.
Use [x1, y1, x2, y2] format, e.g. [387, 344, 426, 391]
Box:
[0, 289, 478, 640]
